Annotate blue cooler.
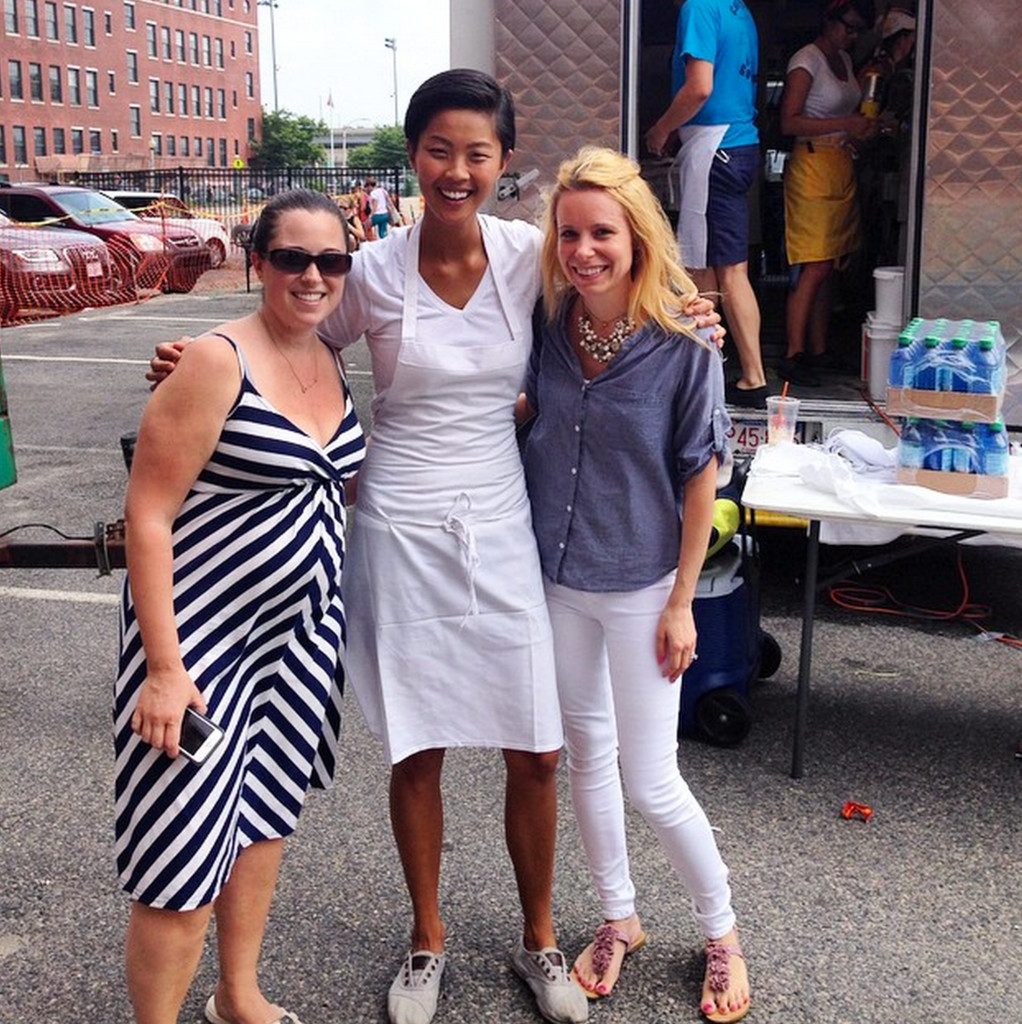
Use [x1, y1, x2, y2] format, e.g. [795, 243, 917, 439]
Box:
[679, 538, 780, 746]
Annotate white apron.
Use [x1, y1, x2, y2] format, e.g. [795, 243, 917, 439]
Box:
[344, 219, 563, 764]
[672, 123, 729, 269]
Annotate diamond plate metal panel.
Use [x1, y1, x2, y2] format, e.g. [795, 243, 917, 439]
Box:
[494, 0, 623, 221]
[919, 0, 1022, 424]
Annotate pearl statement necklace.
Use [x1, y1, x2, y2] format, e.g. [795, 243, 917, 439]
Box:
[577, 306, 635, 364]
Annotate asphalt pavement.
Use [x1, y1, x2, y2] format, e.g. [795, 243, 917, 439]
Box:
[1, 292, 1020, 1024]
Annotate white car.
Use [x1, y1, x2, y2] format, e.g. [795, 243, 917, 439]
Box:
[101, 191, 231, 267]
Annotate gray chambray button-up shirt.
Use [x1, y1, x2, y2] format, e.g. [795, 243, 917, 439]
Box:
[523, 303, 730, 592]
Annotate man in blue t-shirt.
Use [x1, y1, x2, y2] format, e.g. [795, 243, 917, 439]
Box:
[647, 0, 766, 408]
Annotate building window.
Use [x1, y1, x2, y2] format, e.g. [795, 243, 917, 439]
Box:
[110, 127, 118, 151]
[13, 126, 27, 164]
[201, 35, 211, 66]
[206, 136, 214, 167]
[216, 87, 225, 119]
[164, 80, 174, 112]
[0, 126, 6, 164]
[26, 1, 40, 36]
[4, 1, 19, 33]
[49, 64, 63, 102]
[129, 104, 141, 136]
[246, 116, 255, 140]
[8, 61, 24, 101]
[127, 50, 138, 83]
[218, 136, 226, 167]
[161, 24, 171, 58]
[167, 134, 176, 156]
[191, 83, 200, 116]
[85, 68, 98, 105]
[244, 30, 251, 54]
[107, 70, 115, 93]
[151, 132, 161, 155]
[215, 37, 223, 69]
[67, 66, 81, 104]
[89, 128, 100, 152]
[229, 39, 234, 59]
[181, 134, 189, 156]
[64, 3, 77, 43]
[104, 10, 111, 33]
[53, 126, 66, 153]
[44, 1, 57, 38]
[231, 88, 236, 108]
[34, 126, 47, 156]
[194, 136, 201, 156]
[29, 62, 43, 102]
[244, 71, 253, 99]
[178, 81, 187, 115]
[233, 138, 238, 155]
[188, 31, 198, 64]
[83, 7, 94, 45]
[146, 21, 156, 57]
[204, 85, 213, 117]
[71, 126, 83, 154]
[123, 0, 133, 29]
[175, 28, 185, 61]
[149, 78, 159, 113]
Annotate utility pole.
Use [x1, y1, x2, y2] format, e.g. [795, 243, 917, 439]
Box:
[384, 37, 398, 126]
[258, 0, 279, 112]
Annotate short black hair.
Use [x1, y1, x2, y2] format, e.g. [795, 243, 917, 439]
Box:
[404, 68, 516, 155]
[250, 188, 349, 255]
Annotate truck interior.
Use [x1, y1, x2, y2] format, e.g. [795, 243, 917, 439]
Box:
[636, 0, 918, 406]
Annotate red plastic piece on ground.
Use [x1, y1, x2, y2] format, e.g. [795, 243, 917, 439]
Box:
[840, 801, 874, 821]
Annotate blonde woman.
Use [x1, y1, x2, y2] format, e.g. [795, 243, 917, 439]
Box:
[521, 147, 751, 1024]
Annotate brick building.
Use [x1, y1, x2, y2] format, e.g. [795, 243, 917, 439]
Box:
[0, 0, 262, 180]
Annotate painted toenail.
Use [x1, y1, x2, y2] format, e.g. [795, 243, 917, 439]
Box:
[702, 1003, 715, 1012]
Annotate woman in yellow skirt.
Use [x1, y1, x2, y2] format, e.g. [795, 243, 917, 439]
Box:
[779, 0, 877, 386]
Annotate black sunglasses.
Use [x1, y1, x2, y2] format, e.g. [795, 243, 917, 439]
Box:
[266, 247, 352, 276]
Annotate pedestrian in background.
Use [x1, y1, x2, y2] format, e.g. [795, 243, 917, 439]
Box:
[646, 0, 768, 409]
[366, 177, 393, 239]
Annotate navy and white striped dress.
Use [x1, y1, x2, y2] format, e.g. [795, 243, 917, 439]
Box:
[113, 336, 365, 911]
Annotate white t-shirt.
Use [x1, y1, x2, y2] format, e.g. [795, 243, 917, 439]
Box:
[368, 186, 390, 217]
[787, 43, 861, 140]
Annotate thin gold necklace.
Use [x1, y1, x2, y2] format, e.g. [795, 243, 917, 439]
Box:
[260, 312, 319, 393]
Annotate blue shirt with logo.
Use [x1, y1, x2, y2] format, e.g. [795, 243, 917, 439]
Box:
[672, 0, 759, 149]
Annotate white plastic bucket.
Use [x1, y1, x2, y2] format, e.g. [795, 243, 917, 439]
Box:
[873, 266, 905, 326]
[862, 311, 901, 401]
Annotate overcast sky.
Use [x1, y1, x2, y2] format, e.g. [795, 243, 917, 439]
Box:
[257, 0, 451, 130]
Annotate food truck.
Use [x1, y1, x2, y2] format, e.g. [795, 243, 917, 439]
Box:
[451, 0, 1021, 448]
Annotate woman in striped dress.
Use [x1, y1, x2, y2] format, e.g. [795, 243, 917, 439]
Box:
[114, 189, 364, 1024]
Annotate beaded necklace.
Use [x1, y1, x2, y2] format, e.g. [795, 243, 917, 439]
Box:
[576, 304, 635, 364]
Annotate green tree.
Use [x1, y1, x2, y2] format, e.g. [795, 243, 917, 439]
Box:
[346, 125, 410, 170]
[249, 109, 327, 168]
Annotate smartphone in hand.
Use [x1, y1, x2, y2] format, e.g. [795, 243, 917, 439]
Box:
[178, 707, 225, 764]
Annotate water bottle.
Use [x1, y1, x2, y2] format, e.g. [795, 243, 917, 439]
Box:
[888, 333, 915, 388]
[939, 336, 971, 392]
[970, 337, 1000, 395]
[899, 418, 924, 469]
[914, 335, 942, 390]
[982, 421, 1009, 477]
[953, 422, 978, 473]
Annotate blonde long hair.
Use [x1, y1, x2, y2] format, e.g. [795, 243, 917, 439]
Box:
[540, 146, 700, 337]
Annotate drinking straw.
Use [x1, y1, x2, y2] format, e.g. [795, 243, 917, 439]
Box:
[780, 380, 790, 400]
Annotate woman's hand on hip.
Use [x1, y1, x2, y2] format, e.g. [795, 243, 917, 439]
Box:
[132, 666, 207, 759]
[656, 601, 698, 683]
[146, 337, 192, 390]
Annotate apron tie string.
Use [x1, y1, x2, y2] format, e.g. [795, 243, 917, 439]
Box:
[442, 492, 480, 625]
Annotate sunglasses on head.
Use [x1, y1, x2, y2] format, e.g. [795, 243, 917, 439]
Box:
[266, 247, 352, 276]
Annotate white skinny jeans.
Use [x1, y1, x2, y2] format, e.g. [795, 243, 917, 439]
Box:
[545, 575, 736, 939]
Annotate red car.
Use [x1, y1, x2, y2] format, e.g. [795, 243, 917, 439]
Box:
[0, 208, 115, 324]
[0, 184, 210, 299]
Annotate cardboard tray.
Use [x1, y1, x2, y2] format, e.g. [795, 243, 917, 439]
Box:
[886, 387, 1002, 423]
[897, 466, 1009, 499]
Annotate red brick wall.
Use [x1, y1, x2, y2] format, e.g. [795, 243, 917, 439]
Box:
[0, 0, 261, 178]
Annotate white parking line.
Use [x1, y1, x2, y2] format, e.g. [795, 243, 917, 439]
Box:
[4, 355, 150, 365]
[0, 586, 120, 605]
[17, 444, 125, 455]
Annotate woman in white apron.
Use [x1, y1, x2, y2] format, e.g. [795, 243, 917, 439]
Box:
[319, 71, 586, 1024]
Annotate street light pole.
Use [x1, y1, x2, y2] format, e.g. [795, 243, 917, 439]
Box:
[258, 0, 279, 112]
[384, 37, 398, 126]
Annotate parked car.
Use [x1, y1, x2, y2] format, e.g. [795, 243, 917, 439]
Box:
[0, 184, 210, 298]
[101, 191, 231, 268]
[0, 208, 115, 323]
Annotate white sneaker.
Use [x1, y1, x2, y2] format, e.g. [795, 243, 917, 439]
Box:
[387, 950, 446, 1024]
[510, 944, 589, 1023]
